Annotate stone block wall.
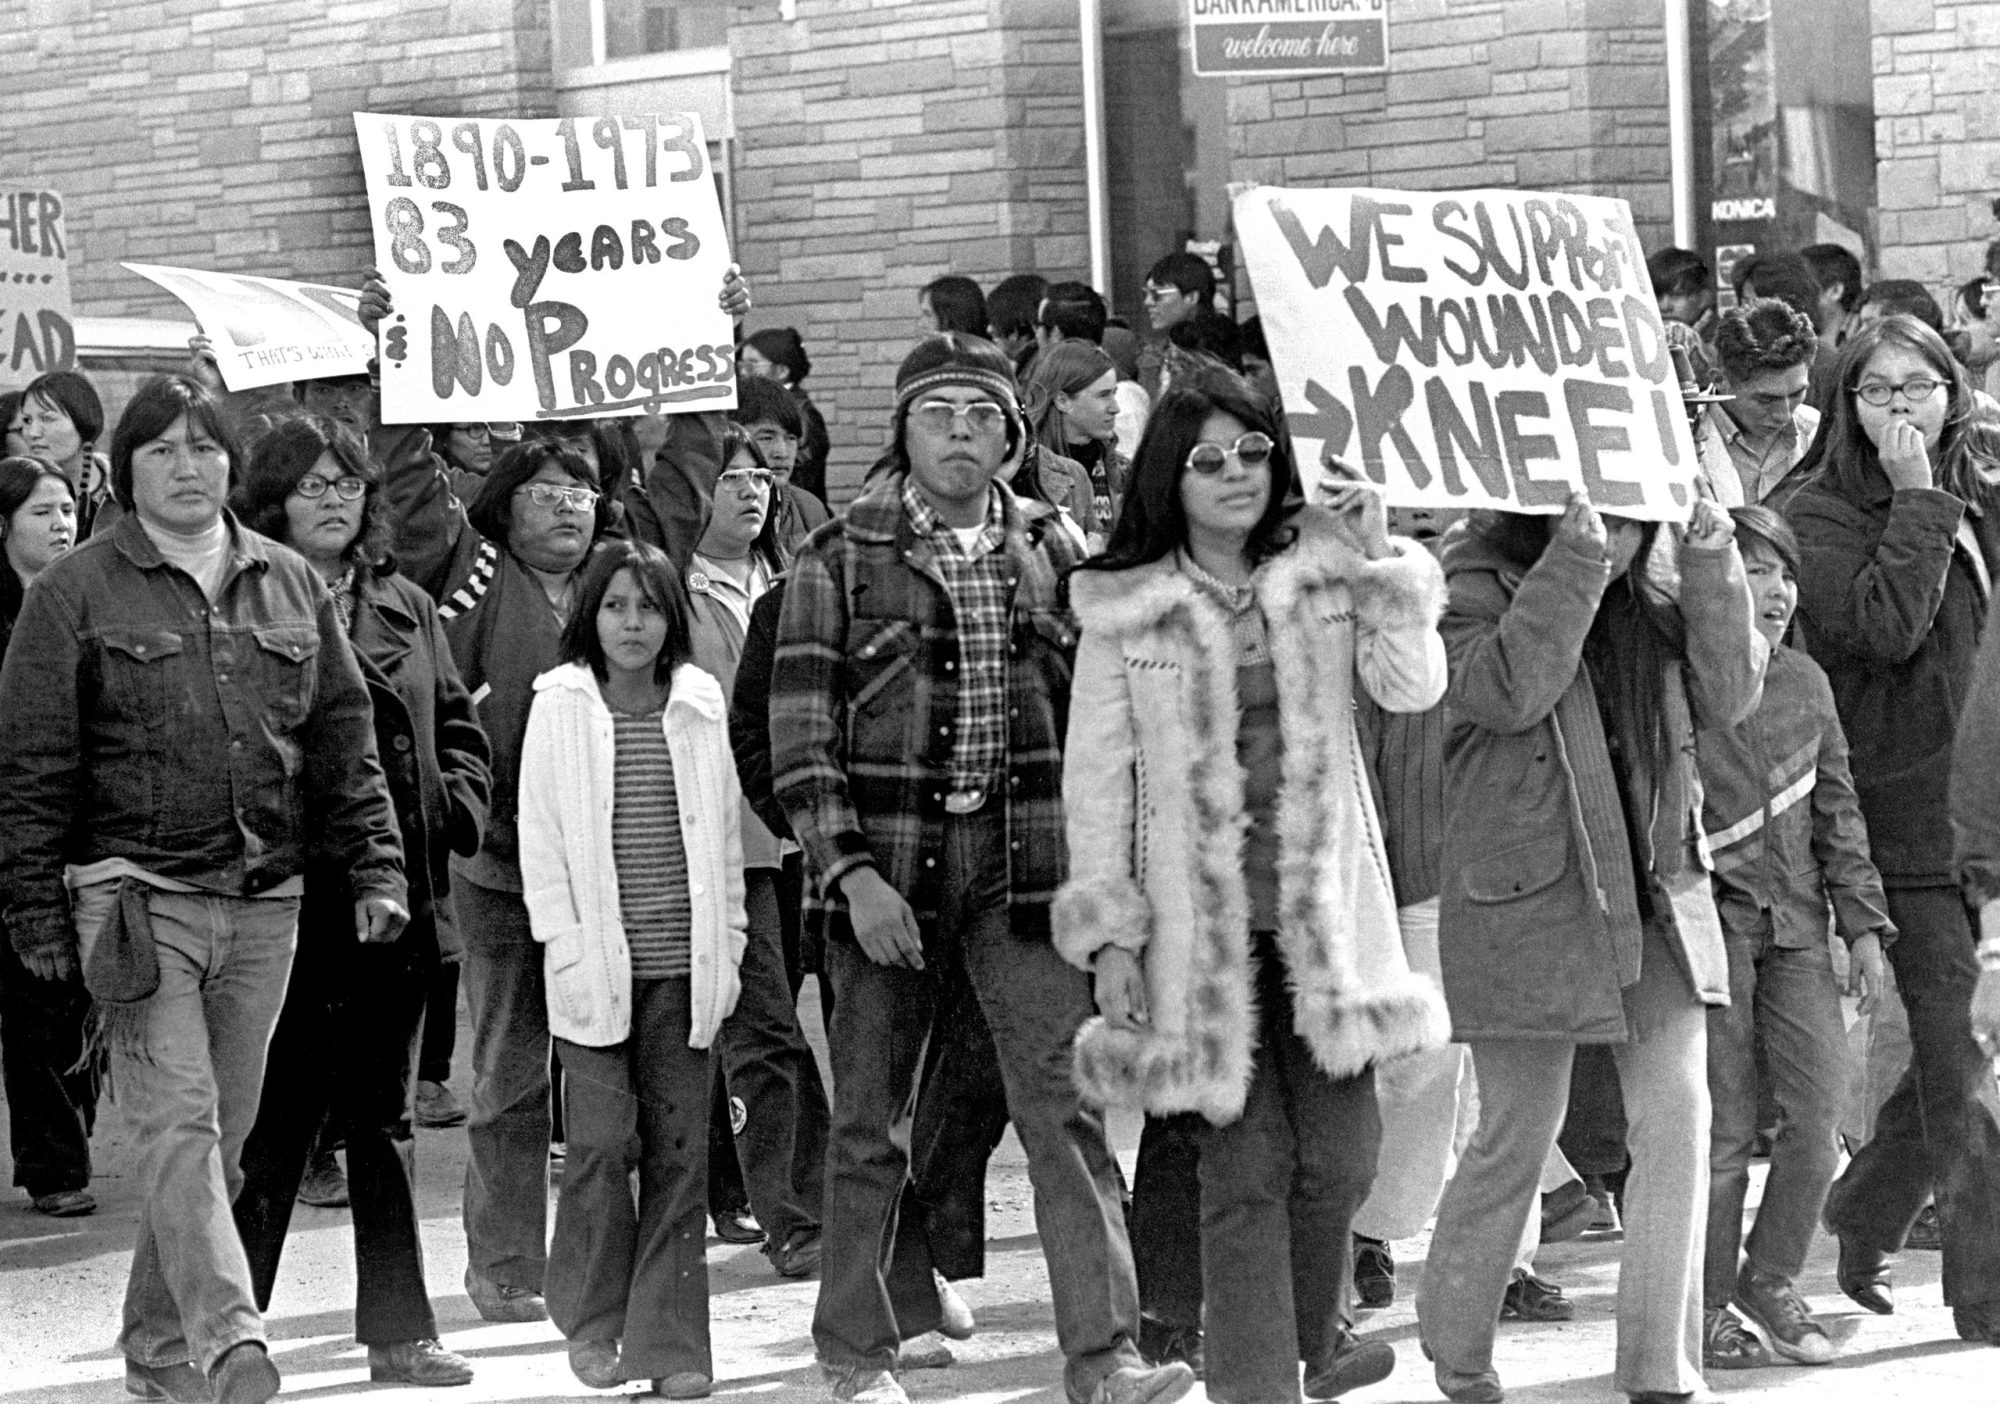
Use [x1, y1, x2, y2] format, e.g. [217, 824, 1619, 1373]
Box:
[5, 0, 553, 318]
[1871, 0, 2000, 286]
[730, 0, 1088, 497]
[1222, 0, 1674, 256]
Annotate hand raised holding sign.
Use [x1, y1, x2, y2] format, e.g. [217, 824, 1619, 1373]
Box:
[1684, 496, 1735, 552]
[359, 263, 752, 334]
[1317, 455, 1391, 561]
[1556, 490, 1609, 559]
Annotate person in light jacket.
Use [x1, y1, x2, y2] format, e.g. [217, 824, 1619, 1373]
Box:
[1417, 492, 1762, 1404]
[1055, 366, 1452, 1404]
[518, 538, 748, 1399]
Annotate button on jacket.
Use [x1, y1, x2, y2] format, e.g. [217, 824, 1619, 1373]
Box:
[0, 511, 407, 960]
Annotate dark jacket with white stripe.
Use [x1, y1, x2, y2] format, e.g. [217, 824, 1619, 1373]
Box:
[1693, 642, 1896, 951]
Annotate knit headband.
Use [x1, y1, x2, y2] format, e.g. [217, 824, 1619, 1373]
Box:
[894, 365, 1019, 415]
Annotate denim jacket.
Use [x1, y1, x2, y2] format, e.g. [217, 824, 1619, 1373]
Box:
[0, 511, 407, 960]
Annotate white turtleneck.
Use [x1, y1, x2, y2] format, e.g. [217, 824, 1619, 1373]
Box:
[141, 515, 232, 602]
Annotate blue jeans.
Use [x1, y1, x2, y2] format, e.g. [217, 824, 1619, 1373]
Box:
[1826, 886, 2000, 1308]
[1704, 919, 1846, 1303]
[1197, 934, 1380, 1404]
[1419, 926, 1708, 1398]
[455, 880, 551, 1292]
[548, 979, 715, 1380]
[812, 808, 1142, 1382]
[72, 881, 299, 1372]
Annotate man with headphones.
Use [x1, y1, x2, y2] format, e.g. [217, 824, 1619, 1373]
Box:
[769, 334, 1193, 1404]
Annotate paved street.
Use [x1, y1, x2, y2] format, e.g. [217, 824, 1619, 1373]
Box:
[1, 996, 1991, 1404]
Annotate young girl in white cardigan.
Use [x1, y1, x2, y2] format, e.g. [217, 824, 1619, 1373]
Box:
[519, 539, 748, 1398]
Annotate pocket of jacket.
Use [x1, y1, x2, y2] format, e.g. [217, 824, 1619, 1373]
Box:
[252, 625, 322, 730]
[1462, 835, 1570, 904]
[849, 619, 917, 713]
[99, 627, 185, 731]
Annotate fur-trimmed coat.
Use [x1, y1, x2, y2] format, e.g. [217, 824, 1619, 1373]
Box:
[1052, 508, 1454, 1124]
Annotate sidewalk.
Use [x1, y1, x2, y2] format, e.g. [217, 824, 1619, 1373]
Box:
[0, 1001, 1990, 1403]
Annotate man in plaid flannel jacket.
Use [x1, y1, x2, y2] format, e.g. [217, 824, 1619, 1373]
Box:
[770, 335, 1193, 1404]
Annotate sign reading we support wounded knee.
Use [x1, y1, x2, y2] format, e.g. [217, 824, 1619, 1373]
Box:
[1234, 186, 1698, 521]
[353, 111, 737, 425]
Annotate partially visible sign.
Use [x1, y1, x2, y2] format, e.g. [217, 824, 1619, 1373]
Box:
[1234, 184, 1698, 522]
[1190, 0, 1387, 76]
[1, 188, 74, 385]
[353, 110, 738, 425]
[123, 264, 373, 391]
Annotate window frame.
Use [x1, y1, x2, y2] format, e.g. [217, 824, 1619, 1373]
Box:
[550, 0, 731, 89]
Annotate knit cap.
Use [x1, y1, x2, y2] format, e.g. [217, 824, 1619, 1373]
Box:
[893, 333, 1021, 420]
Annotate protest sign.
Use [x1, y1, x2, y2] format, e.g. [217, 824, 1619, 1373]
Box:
[1189, 0, 1387, 76]
[2, 188, 75, 385]
[123, 263, 373, 391]
[1234, 185, 1698, 521]
[353, 111, 737, 425]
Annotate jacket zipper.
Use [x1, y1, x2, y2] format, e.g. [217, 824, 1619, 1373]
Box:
[1547, 704, 1611, 917]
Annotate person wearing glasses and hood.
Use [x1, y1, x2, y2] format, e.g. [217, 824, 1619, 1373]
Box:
[769, 334, 1193, 1404]
[1787, 314, 2000, 1347]
[1056, 365, 1450, 1403]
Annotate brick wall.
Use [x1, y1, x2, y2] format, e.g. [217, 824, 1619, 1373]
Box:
[1871, 0, 2000, 287]
[5, 0, 554, 319]
[1223, 0, 1673, 256]
[730, 0, 1088, 498]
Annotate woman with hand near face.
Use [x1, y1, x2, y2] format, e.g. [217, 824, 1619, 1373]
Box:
[1419, 486, 1761, 1404]
[1057, 366, 1450, 1404]
[1786, 314, 2000, 1346]
[227, 415, 491, 1386]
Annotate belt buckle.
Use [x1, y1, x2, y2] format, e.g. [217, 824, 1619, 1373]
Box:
[944, 789, 986, 815]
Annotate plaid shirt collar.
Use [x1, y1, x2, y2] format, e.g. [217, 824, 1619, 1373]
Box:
[901, 479, 1006, 560]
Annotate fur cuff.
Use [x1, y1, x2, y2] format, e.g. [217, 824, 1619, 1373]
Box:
[1350, 538, 1446, 633]
[1303, 971, 1454, 1081]
[1071, 1016, 1250, 1125]
[1051, 874, 1152, 971]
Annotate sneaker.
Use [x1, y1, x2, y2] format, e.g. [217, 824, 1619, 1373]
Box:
[1582, 1175, 1621, 1236]
[567, 1339, 622, 1389]
[770, 1228, 823, 1278]
[1303, 1332, 1394, 1399]
[125, 1359, 211, 1402]
[712, 1206, 764, 1244]
[898, 1332, 954, 1370]
[414, 1080, 468, 1128]
[935, 1273, 975, 1340]
[368, 1339, 475, 1386]
[464, 1266, 549, 1323]
[822, 1364, 908, 1404]
[1702, 1306, 1770, 1369]
[1733, 1266, 1834, 1365]
[654, 1373, 713, 1399]
[297, 1148, 349, 1208]
[1908, 1202, 1943, 1251]
[1066, 1360, 1197, 1404]
[1539, 1180, 1596, 1244]
[1500, 1270, 1573, 1322]
[31, 1188, 95, 1218]
[1353, 1235, 1395, 1309]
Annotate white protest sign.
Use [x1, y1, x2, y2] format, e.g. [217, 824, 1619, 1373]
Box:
[353, 111, 737, 425]
[123, 263, 373, 391]
[2, 187, 75, 386]
[1235, 186, 1697, 521]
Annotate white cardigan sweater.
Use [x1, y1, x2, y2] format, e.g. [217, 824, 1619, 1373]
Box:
[519, 662, 747, 1049]
[1054, 508, 1453, 1124]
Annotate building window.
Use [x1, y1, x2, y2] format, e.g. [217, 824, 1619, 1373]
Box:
[552, 0, 729, 76]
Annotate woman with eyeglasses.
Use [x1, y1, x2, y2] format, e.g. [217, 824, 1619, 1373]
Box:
[1784, 314, 2000, 1344]
[429, 421, 523, 497]
[227, 414, 492, 1386]
[682, 426, 832, 1282]
[1419, 478, 1757, 1404]
[1056, 366, 1450, 1403]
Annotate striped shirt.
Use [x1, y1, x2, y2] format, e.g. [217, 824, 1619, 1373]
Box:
[610, 710, 693, 977]
[902, 481, 1011, 797]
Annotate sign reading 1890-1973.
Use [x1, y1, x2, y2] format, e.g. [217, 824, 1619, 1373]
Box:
[1189, 0, 1388, 77]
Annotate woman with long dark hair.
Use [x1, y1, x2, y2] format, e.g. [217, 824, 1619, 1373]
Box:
[1024, 341, 1128, 532]
[228, 414, 491, 1386]
[16, 369, 110, 537]
[0, 457, 92, 1220]
[1790, 314, 2000, 1343]
[1417, 487, 1759, 1404]
[1057, 366, 1450, 1403]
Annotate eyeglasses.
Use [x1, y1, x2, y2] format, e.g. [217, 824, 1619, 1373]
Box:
[454, 423, 523, 442]
[719, 468, 775, 493]
[1185, 432, 1275, 476]
[303, 381, 372, 405]
[514, 483, 600, 512]
[910, 400, 1009, 436]
[294, 473, 367, 501]
[1142, 284, 1181, 304]
[1854, 378, 1942, 407]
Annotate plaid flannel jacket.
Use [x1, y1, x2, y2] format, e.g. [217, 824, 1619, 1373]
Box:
[770, 471, 1084, 939]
